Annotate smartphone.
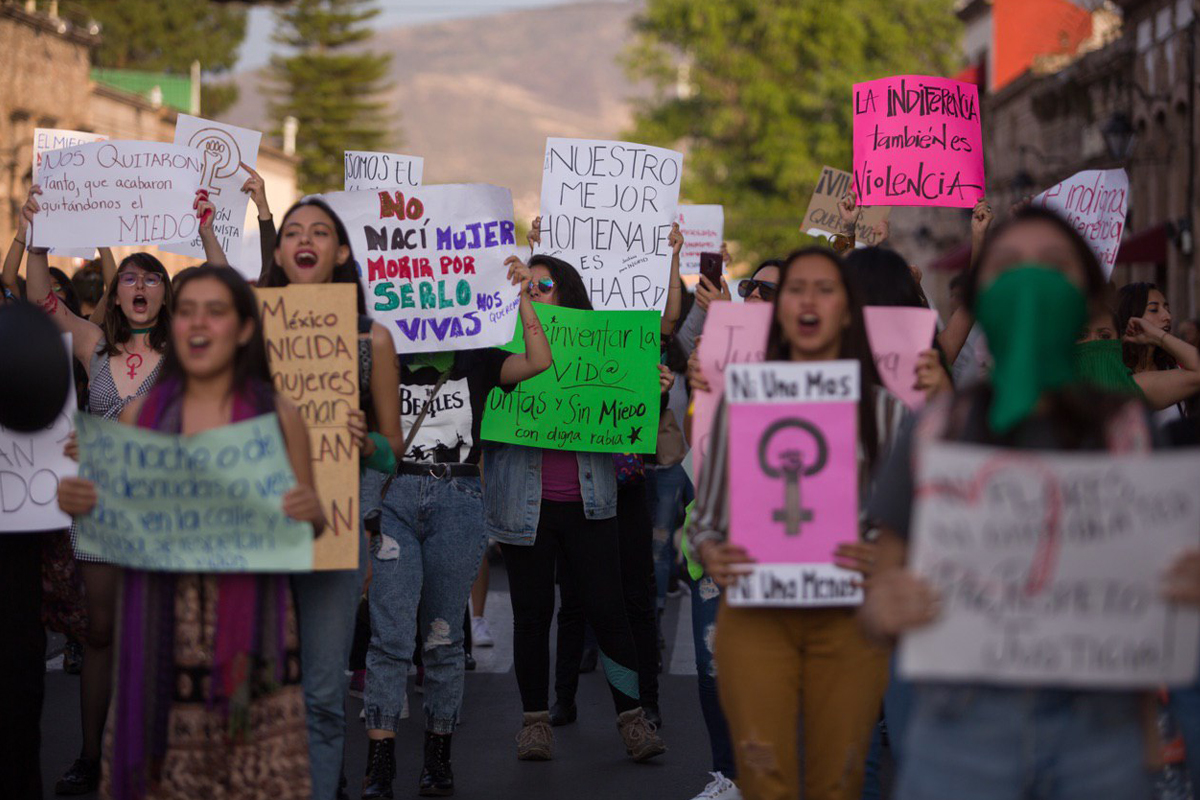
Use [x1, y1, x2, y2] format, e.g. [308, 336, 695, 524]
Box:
[699, 252, 723, 288]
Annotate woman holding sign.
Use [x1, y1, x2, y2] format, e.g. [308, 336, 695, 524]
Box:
[860, 208, 1159, 800]
[689, 246, 907, 800]
[55, 264, 326, 800]
[256, 196, 403, 800]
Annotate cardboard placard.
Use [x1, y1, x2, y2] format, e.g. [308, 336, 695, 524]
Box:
[801, 166, 892, 246]
[33, 128, 110, 259]
[725, 361, 862, 607]
[344, 150, 424, 191]
[258, 284, 360, 571]
[537, 137, 683, 311]
[863, 306, 939, 410]
[674, 204, 724, 275]
[73, 413, 314, 572]
[323, 184, 522, 353]
[900, 443, 1200, 688]
[481, 305, 661, 453]
[28, 141, 203, 249]
[1034, 169, 1129, 279]
[853, 76, 985, 208]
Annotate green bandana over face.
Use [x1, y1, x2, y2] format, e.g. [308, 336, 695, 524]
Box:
[974, 265, 1087, 434]
[1074, 338, 1143, 397]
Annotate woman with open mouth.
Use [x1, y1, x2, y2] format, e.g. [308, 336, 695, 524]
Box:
[21, 184, 221, 797]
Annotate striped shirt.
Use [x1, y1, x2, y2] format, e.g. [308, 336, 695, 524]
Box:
[688, 384, 909, 550]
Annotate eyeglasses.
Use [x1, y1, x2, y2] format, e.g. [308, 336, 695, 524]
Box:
[528, 278, 555, 295]
[737, 279, 778, 301]
[118, 272, 164, 288]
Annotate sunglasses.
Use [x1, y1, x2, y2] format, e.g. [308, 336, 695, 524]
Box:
[737, 279, 778, 301]
[528, 277, 555, 295]
[118, 271, 164, 288]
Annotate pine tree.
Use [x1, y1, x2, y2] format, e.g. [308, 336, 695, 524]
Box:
[269, 0, 393, 194]
[625, 0, 962, 264]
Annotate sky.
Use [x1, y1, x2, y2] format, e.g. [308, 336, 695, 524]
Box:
[238, 0, 587, 71]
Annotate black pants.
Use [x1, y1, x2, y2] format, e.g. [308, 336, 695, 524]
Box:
[501, 500, 640, 715]
[0, 533, 45, 800]
[555, 481, 659, 708]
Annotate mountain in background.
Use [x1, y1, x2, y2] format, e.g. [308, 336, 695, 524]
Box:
[220, 0, 647, 220]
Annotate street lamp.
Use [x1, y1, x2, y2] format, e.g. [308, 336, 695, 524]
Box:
[1102, 113, 1136, 161]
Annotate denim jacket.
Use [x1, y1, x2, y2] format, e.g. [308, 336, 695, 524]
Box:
[481, 443, 617, 545]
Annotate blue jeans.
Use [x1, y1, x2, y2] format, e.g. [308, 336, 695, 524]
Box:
[291, 469, 380, 800]
[861, 656, 915, 800]
[647, 465, 692, 610]
[691, 574, 736, 777]
[1169, 681, 1200, 789]
[365, 472, 488, 734]
[897, 685, 1150, 800]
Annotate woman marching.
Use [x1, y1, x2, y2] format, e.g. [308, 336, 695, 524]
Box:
[688, 246, 907, 800]
[56, 264, 327, 799]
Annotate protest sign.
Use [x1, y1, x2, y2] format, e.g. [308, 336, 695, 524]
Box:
[853, 76, 984, 208]
[33, 128, 109, 258]
[481, 305, 660, 454]
[0, 334, 75, 532]
[725, 361, 862, 608]
[801, 166, 892, 246]
[73, 413, 314, 572]
[692, 303, 772, 477]
[344, 150, 424, 191]
[323, 184, 522, 353]
[1034, 169, 1129, 279]
[674, 204, 724, 275]
[258, 284, 359, 570]
[28, 140, 203, 249]
[537, 138, 683, 311]
[900, 443, 1200, 688]
[163, 115, 262, 261]
[863, 306, 939, 410]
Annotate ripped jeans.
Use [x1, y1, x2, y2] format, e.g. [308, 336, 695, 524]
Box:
[364, 472, 488, 735]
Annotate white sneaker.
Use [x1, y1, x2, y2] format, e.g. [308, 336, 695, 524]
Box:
[690, 772, 741, 800]
[472, 616, 495, 648]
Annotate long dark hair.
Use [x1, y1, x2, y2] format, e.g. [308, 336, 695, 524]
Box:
[765, 246, 887, 469]
[752, 258, 785, 280]
[1116, 281, 1176, 372]
[262, 197, 368, 316]
[158, 265, 274, 397]
[99, 253, 172, 357]
[529, 255, 592, 311]
[843, 247, 930, 309]
[47, 267, 81, 316]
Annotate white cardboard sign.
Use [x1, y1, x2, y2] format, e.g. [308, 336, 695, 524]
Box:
[33, 128, 110, 259]
[674, 204, 724, 275]
[344, 150, 424, 191]
[1034, 169, 1129, 279]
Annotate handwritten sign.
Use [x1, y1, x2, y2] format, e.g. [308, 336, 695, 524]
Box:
[674, 204, 724, 275]
[802, 166, 891, 246]
[323, 184, 521, 353]
[537, 138, 683, 311]
[258, 284, 359, 570]
[900, 443, 1200, 687]
[724, 361, 862, 608]
[1034, 169, 1129, 279]
[863, 306, 938, 410]
[28, 141, 203, 249]
[481, 305, 660, 453]
[692, 303, 772, 477]
[0, 334, 75, 532]
[853, 76, 984, 208]
[163, 115, 262, 261]
[73, 413, 314, 572]
[33, 128, 110, 258]
[344, 150, 424, 191]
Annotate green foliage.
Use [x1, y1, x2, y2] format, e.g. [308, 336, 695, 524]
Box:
[268, 0, 393, 194]
[625, 0, 962, 264]
[83, 0, 246, 73]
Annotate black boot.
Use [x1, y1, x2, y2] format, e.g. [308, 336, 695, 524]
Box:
[55, 756, 100, 796]
[362, 738, 396, 800]
[418, 731, 454, 797]
[549, 699, 577, 726]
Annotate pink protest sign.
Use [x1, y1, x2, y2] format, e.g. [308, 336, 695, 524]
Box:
[725, 361, 862, 607]
[692, 302, 772, 478]
[864, 306, 939, 410]
[853, 76, 985, 208]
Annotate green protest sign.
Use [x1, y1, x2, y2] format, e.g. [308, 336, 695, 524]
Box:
[73, 413, 314, 572]
[481, 304, 661, 453]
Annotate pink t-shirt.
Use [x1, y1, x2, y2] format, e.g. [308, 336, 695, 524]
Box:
[541, 449, 582, 502]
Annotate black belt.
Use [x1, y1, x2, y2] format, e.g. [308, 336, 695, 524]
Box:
[396, 461, 479, 478]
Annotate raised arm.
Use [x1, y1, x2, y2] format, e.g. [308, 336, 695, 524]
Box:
[661, 223, 684, 336]
[194, 191, 230, 267]
[1129, 318, 1200, 410]
[499, 255, 553, 385]
[239, 162, 275, 283]
[88, 247, 118, 325]
[2, 209, 28, 297]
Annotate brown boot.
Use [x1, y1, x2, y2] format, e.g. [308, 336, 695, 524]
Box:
[516, 711, 554, 761]
[617, 708, 667, 762]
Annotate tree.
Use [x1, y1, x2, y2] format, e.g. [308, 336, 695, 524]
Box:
[83, 0, 247, 115]
[625, 0, 962, 265]
[268, 0, 393, 194]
